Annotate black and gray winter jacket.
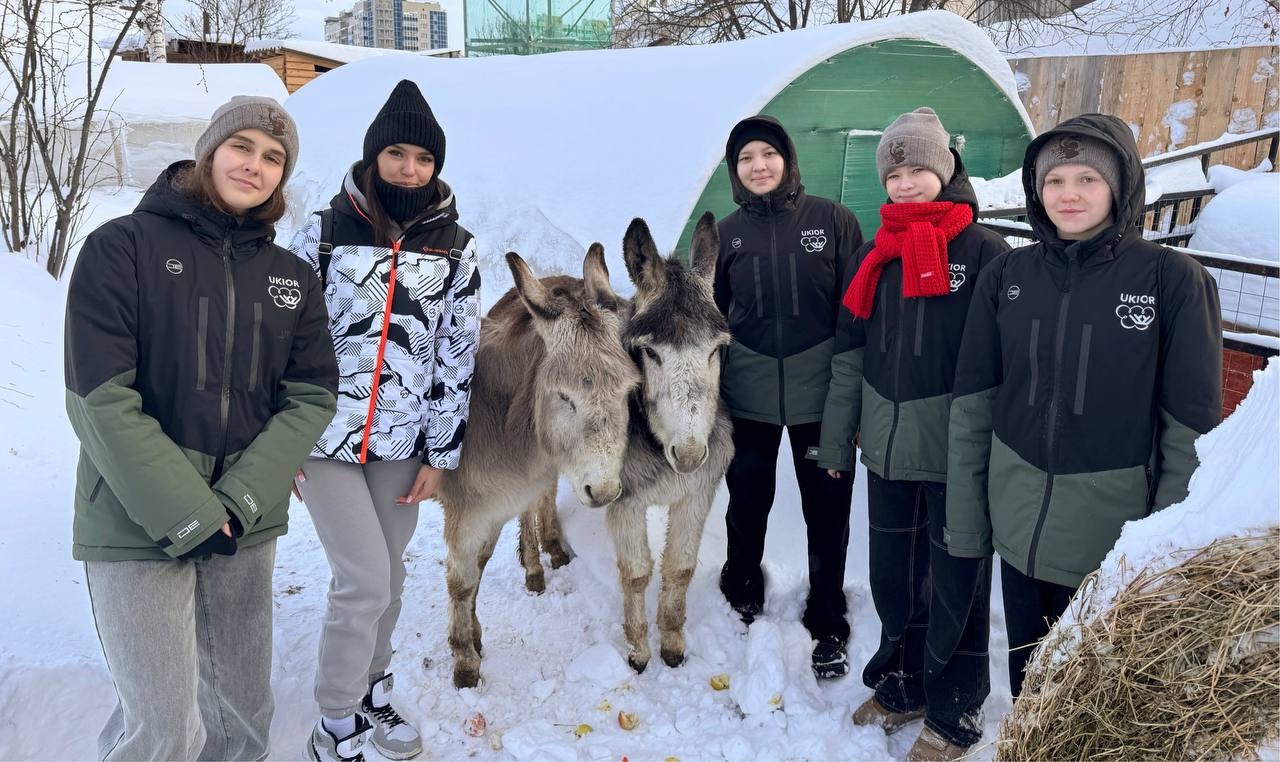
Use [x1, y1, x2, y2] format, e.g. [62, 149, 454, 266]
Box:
[714, 116, 865, 425]
[944, 114, 1223, 587]
[809, 152, 1010, 482]
[65, 162, 339, 562]
[289, 164, 480, 468]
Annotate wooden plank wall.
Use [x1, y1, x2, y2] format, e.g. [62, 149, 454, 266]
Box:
[1011, 46, 1279, 168]
[256, 51, 336, 93]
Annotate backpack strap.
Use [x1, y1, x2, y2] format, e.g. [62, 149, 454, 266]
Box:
[315, 209, 335, 286]
[449, 224, 467, 262]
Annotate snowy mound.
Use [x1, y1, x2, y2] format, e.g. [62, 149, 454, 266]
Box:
[1079, 359, 1278, 620]
[1190, 172, 1280, 263]
[282, 12, 1029, 296]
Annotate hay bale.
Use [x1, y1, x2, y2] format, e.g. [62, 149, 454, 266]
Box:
[996, 528, 1280, 761]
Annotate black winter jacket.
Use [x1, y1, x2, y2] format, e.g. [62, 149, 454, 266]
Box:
[714, 116, 865, 425]
[810, 152, 1010, 482]
[945, 114, 1223, 587]
[65, 162, 339, 561]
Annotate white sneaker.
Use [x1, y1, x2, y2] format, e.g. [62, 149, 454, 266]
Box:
[362, 674, 423, 760]
[306, 713, 372, 762]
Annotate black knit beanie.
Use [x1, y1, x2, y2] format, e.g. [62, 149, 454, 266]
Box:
[729, 121, 790, 167]
[363, 79, 446, 174]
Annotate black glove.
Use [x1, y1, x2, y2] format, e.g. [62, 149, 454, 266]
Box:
[178, 526, 238, 561]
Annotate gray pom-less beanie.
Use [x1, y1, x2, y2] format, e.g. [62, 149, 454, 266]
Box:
[876, 107, 955, 186]
[1034, 133, 1122, 203]
[195, 96, 299, 183]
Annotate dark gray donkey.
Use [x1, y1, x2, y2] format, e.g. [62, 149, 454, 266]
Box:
[519, 213, 734, 672]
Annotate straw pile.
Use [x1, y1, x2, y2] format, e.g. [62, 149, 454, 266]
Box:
[995, 528, 1280, 760]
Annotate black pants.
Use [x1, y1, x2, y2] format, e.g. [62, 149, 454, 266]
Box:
[1000, 558, 1077, 698]
[721, 417, 854, 641]
[862, 472, 992, 748]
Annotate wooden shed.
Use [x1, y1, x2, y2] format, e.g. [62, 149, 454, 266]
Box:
[245, 39, 461, 94]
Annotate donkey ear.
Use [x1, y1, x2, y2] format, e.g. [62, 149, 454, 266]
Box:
[582, 242, 620, 310]
[689, 211, 719, 285]
[506, 252, 560, 321]
[623, 217, 666, 298]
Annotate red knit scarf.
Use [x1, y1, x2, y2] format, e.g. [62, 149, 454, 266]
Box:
[842, 201, 973, 319]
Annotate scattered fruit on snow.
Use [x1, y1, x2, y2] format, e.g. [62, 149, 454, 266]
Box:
[617, 710, 640, 731]
[463, 712, 487, 737]
[574, 723, 593, 738]
[709, 674, 730, 690]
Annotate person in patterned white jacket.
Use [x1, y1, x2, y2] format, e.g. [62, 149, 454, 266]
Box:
[288, 79, 480, 762]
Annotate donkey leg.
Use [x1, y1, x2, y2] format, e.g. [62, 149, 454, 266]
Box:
[607, 501, 654, 673]
[535, 485, 572, 569]
[657, 495, 715, 668]
[472, 525, 503, 656]
[517, 508, 546, 594]
[444, 508, 488, 689]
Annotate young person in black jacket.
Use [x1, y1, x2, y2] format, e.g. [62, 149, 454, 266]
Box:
[66, 96, 338, 761]
[811, 108, 1009, 762]
[945, 114, 1223, 699]
[713, 115, 865, 679]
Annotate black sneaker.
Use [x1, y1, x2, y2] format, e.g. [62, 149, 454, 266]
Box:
[812, 635, 849, 679]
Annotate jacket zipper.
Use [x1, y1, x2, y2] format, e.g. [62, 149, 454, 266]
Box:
[358, 239, 400, 463]
[1026, 252, 1077, 576]
[883, 286, 907, 476]
[212, 238, 236, 483]
[770, 219, 787, 423]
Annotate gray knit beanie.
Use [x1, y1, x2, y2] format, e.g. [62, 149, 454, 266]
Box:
[1034, 133, 1121, 203]
[195, 96, 299, 183]
[876, 107, 955, 186]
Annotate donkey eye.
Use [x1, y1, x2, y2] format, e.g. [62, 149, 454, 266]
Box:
[642, 347, 661, 365]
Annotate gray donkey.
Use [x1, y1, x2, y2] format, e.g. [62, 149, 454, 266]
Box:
[438, 249, 640, 689]
[519, 213, 734, 672]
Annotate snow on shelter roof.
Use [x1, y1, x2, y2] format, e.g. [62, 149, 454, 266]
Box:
[284, 11, 1031, 277]
[100, 62, 288, 122]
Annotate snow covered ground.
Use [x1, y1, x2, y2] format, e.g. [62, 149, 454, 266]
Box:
[0, 189, 1019, 761]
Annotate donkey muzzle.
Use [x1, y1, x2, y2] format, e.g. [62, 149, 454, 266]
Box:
[668, 442, 710, 474]
[582, 480, 623, 508]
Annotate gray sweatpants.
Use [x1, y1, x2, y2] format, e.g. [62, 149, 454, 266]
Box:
[298, 457, 421, 718]
[85, 539, 277, 762]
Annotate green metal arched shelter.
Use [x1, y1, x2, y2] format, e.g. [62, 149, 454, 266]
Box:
[676, 37, 1032, 251]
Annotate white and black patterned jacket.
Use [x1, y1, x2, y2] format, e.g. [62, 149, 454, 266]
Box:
[289, 167, 480, 469]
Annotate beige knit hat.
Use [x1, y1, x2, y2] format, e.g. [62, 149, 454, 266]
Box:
[195, 96, 299, 183]
[876, 107, 955, 186]
[1034, 133, 1122, 203]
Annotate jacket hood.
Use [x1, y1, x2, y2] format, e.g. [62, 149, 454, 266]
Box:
[136, 161, 277, 253]
[725, 115, 805, 216]
[331, 161, 459, 239]
[1021, 114, 1144, 252]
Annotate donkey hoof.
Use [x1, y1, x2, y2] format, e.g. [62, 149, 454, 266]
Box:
[525, 572, 546, 594]
[627, 654, 649, 674]
[660, 648, 685, 668]
[548, 551, 572, 569]
[453, 665, 481, 689]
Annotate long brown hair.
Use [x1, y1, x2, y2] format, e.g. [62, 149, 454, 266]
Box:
[176, 158, 288, 226]
[356, 164, 398, 247]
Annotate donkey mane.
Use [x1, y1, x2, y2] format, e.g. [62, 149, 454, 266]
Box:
[623, 256, 727, 348]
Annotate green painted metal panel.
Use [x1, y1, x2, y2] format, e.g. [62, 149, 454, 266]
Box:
[676, 39, 1033, 254]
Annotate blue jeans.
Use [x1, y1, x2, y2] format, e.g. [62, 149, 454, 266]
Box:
[85, 539, 276, 761]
